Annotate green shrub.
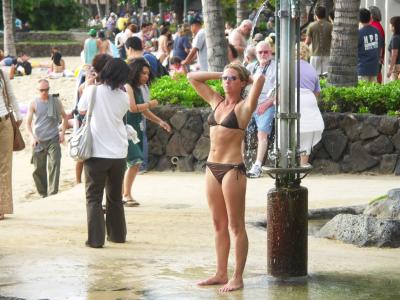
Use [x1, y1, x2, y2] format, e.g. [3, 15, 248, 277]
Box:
[320, 80, 400, 115]
[150, 75, 223, 108]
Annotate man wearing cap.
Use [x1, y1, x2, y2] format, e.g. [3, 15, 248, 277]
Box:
[84, 29, 99, 65]
[229, 19, 253, 62]
[182, 18, 208, 71]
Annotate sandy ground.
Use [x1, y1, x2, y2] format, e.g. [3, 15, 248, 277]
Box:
[1, 57, 400, 299]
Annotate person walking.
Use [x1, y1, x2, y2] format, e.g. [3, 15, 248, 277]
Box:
[84, 29, 99, 65]
[123, 58, 171, 207]
[26, 79, 68, 197]
[188, 64, 265, 292]
[77, 58, 132, 248]
[0, 69, 23, 220]
[387, 16, 400, 81]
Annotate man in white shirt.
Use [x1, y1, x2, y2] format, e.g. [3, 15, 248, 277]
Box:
[182, 18, 208, 71]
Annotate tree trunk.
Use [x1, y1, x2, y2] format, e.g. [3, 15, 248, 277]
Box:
[2, 0, 16, 57]
[328, 0, 360, 87]
[174, 0, 184, 24]
[96, 0, 103, 19]
[202, 0, 228, 71]
[236, 0, 248, 26]
[317, 0, 335, 17]
[105, 0, 110, 16]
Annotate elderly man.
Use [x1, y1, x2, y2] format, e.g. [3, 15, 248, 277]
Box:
[246, 41, 276, 178]
[26, 79, 67, 197]
[229, 19, 253, 61]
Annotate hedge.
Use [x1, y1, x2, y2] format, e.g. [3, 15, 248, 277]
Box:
[150, 76, 400, 116]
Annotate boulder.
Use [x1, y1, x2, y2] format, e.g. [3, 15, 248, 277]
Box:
[359, 123, 380, 140]
[364, 188, 400, 219]
[340, 114, 360, 141]
[156, 156, 172, 171]
[341, 141, 379, 172]
[379, 154, 398, 174]
[322, 113, 340, 130]
[364, 135, 394, 155]
[193, 136, 210, 161]
[166, 133, 188, 156]
[311, 159, 341, 174]
[182, 115, 204, 136]
[148, 136, 164, 156]
[317, 214, 400, 247]
[321, 129, 348, 161]
[181, 128, 201, 153]
[378, 116, 399, 135]
[391, 130, 400, 152]
[177, 155, 194, 172]
[170, 110, 188, 131]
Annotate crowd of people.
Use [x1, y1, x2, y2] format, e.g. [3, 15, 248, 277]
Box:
[1, 4, 400, 293]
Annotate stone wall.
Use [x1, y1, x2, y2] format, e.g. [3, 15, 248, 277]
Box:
[147, 107, 400, 174]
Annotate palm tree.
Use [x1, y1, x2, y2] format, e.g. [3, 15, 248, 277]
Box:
[96, 0, 103, 19]
[328, 0, 360, 87]
[202, 0, 228, 71]
[2, 0, 16, 57]
[237, 0, 248, 25]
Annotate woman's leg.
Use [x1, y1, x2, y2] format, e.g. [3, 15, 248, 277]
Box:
[122, 164, 140, 200]
[75, 161, 84, 184]
[220, 169, 248, 292]
[198, 169, 229, 286]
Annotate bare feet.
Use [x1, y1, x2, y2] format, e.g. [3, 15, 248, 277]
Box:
[219, 277, 244, 292]
[197, 274, 228, 286]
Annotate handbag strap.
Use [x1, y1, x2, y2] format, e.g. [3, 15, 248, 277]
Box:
[0, 69, 12, 113]
[85, 85, 97, 125]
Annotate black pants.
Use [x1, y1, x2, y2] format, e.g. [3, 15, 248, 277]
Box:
[84, 157, 127, 247]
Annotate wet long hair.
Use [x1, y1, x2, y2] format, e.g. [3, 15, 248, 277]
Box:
[52, 52, 62, 66]
[127, 57, 153, 89]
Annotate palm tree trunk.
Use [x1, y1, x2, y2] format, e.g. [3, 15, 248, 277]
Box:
[328, 0, 360, 87]
[105, 0, 110, 16]
[236, 0, 248, 26]
[96, 0, 103, 19]
[202, 0, 228, 71]
[2, 0, 16, 57]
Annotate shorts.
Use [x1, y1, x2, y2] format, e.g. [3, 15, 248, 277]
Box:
[300, 131, 322, 155]
[310, 56, 329, 75]
[253, 105, 275, 134]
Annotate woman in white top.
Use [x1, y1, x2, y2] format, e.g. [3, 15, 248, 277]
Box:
[0, 68, 23, 220]
[78, 58, 135, 248]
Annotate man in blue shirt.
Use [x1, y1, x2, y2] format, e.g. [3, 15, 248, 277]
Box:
[357, 8, 384, 82]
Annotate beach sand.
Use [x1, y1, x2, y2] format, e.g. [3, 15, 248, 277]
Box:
[2, 57, 400, 299]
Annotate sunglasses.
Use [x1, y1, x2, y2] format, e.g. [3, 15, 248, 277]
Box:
[39, 88, 50, 92]
[222, 75, 238, 81]
[257, 50, 271, 55]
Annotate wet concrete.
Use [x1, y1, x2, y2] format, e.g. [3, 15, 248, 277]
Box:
[1, 173, 400, 299]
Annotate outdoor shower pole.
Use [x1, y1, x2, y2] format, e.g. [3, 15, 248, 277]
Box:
[266, 0, 309, 278]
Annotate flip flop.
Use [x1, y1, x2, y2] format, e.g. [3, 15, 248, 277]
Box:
[123, 198, 140, 207]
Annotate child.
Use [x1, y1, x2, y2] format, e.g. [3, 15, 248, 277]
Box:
[169, 56, 186, 78]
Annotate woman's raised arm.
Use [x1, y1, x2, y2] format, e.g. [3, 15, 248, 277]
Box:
[187, 71, 223, 106]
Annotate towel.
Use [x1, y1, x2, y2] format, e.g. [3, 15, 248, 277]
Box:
[47, 94, 61, 123]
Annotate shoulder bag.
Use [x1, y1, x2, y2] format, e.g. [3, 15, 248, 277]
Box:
[68, 85, 97, 161]
[0, 70, 25, 151]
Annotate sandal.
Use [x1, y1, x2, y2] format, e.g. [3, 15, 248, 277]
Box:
[123, 197, 140, 207]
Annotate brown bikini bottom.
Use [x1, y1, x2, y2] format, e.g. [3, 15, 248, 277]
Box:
[206, 162, 246, 184]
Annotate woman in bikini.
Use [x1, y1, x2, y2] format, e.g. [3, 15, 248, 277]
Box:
[187, 64, 265, 292]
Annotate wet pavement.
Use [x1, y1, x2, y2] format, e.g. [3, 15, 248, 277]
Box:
[1, 173, 400, 299]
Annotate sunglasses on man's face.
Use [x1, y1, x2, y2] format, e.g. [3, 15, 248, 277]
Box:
[39, 88, 50, 92]
[257, 50, 271, 55]
[222, 75, 238, 81]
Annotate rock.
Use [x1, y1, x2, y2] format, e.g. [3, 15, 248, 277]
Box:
[364, 188, 400, 219]
[155, 126, 172, 146]
[309, 205, 366, 220]
[391, 130, 400, 152]
[193, 136, 210, 161]
[148, 136, 164, 156]
[311, 159, 341, 174]
[310, 143, 330, 160]
[156, 156, 172, 171]
[378, 116, 399, 135]
[194, 160, 207, 172]
[177, 155, 194, 172]
[359, 123, 380, 140]
[322, 113, 339, 130]
[146, 121, 158, 139]
[203, 119, 210, 137]
[341, 141, 379, 172]
[364, 135, 394, 155]
[182, 115, 204, 136]
[365, 115, 382, 127]
[166, 133, 188, 156]
[147, 154, 158, 170]
[395, 159, 400, 176]
[170, 110, 188, 131]
[379, 154, 398, 174]
[340, 114, 360, 141]
[321, 129, 348, 161]
[181, 128, 201, 153]
[317, 214, 400, 247]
